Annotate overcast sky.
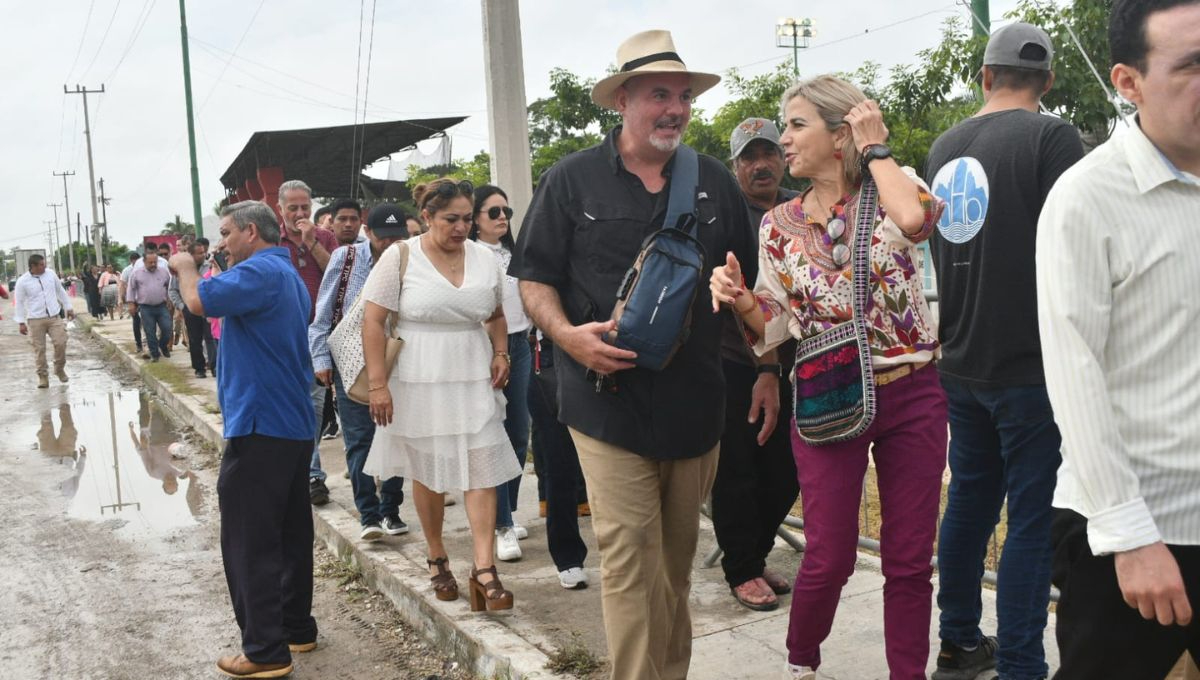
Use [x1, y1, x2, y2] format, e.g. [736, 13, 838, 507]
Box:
[3, 0, 1026, 256]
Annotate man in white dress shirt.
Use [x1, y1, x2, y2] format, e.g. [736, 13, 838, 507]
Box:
[1036, 0, 1200, 676]
[13, 253, 75, 388]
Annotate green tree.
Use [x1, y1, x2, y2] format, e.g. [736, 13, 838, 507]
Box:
[161, 215, 196, 236]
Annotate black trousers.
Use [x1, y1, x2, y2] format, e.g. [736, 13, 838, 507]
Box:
[218, 434, 317, 664]
[182, 307, 215, 372]
[131, 309, 142, 349]
[1051, 509, 1200, 680]
[530, 339, 588, 571]
[711, 358, 800, 588]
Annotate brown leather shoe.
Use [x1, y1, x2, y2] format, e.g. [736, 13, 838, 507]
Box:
[287, 641, 316, 653]
[215, 654, 293, 678]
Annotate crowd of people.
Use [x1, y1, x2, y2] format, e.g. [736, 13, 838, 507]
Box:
[11, 1, 1198, 678]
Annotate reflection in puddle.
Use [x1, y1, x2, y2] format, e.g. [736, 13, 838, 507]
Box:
[34, 390, 203, 532]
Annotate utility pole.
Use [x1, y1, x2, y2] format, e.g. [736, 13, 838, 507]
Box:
[47, 202, 66, 272]
[45, 220, 60, 271]
[178, 0, 204, 237]
[65, 84, 106, 266]
[52, 171, 77, 273]
[80, 213, 89, 256]
[99, 178, 111, 246]
[480, 0, 534, 237]
[970, 0, 991, 37]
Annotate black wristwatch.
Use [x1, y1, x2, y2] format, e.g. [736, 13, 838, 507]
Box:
[859, 143, 893, 175]
[756, 363, 782, 377]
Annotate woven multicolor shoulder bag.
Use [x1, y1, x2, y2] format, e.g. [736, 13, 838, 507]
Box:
[789, 177, 878, 445]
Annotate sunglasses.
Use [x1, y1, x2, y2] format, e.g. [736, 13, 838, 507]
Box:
[431, 180, 474, 201]
[486, 205, 514, 221]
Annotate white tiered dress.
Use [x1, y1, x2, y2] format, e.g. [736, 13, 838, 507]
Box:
[360, 238, 519, 492]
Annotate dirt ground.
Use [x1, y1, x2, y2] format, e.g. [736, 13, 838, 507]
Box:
[0, 317, 474, 679]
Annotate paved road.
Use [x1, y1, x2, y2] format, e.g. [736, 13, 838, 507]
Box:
[0, 317, 471, 679]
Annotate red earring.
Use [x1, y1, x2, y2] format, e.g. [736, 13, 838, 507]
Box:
[833, 150, 844, 160]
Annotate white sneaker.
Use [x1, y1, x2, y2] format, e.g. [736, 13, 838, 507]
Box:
[495, 527, 522, 561]
[360, 523, 384, 542]
[783, 662, 816, 680]
[512, 523, 528, 540]
[558, 567, 588, 590]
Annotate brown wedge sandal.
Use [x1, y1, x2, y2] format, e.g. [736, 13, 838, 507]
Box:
[468, 565, 513, 612]
[427, 557, 459, 601]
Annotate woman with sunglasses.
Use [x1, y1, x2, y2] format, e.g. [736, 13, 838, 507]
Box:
[361, 177, 521, 611]
[470, 185, 533, 563]
[710, 75, 946, 680]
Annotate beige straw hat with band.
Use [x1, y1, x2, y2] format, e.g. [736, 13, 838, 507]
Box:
[590, 30, 721, 110]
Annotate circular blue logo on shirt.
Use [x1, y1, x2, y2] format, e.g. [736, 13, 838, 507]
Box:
[932, 157, 990, 244]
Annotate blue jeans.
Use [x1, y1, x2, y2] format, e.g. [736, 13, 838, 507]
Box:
[137, 303, 172, 358]
[309, 378, 326, 482]
[495, 331, 531, 529]
[937, 377, 1062, 680]
[334, 371, 403, 526]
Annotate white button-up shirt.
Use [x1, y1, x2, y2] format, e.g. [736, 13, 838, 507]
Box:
[13, 269, 72, 324]
[1037, 121, 1200, 555]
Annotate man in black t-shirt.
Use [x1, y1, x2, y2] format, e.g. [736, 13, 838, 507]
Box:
[511, 30, 756, 680]
[924, 22, 1084, 680]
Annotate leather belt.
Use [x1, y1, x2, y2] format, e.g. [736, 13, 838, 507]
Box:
[875, 360, 930, 386]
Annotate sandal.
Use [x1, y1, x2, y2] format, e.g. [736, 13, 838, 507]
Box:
[469, 565, 513, 612]
[427, 557, 459, 602]
[761, 569, 792, 595]
[731, 579, 778, 612]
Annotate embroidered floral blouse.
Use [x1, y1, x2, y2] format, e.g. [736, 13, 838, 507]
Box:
[747, 167, 943, 369]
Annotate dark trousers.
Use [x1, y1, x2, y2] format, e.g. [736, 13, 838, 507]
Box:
[937, 378, 1062, 680]
[182, 307, 215, 372]
[711, 358, 799, 587]
[131, 309, 143, 349]
[1051, 509, 1200, 680]
[137, 303, 172, 359]
[218, 434, 316, 664]
[333, 372, 403, 526]
[530, 338, 587, 571]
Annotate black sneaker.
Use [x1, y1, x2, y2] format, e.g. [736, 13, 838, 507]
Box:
[932, 636, 999, 680]
[309, 478, 330, 506]
[195, 369, 206, 378]
[382, 515, 409, 536]
[321, 420, 339, 440]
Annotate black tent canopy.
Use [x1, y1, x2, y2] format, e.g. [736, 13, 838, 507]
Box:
[219, 116, 466, 198]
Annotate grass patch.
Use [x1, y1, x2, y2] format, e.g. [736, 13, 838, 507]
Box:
[315, 555, 370, 603]
[202, 402, 221, 415]
[546, 632, 604, 678]
[143, 360, 206, 396]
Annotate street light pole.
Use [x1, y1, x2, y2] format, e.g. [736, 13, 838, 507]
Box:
[776, 17, 816, 78]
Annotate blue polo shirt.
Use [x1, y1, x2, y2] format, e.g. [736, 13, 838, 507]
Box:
[199, 247, 313, 441]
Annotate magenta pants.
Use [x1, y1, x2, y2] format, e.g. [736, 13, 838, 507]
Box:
[786, 364, 948, 679]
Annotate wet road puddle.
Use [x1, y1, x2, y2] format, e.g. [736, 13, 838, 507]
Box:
[26, 388, 204, 533]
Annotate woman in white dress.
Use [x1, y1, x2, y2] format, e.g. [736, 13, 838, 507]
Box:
[361, 178, 521, 611]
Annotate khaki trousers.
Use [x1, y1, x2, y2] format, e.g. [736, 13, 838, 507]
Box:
[28, 317, 67, 377]
[569, 429, 719, 680]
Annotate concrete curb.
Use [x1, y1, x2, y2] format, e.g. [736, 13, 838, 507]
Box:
[83, 318, 561, 680]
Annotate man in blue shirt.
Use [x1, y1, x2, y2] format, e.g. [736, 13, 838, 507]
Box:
[309, 202, 408, 542]
[170, 200, 316, 679]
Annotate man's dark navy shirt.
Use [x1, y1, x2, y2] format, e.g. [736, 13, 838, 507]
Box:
[199, 246, 314, 441]
[510, 127, 758, 460]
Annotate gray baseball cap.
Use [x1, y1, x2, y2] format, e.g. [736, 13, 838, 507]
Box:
[729, 117, 783, 160]
[983, 22, 1054, 71]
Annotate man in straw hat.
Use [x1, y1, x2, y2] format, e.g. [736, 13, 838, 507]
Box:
[511, 30, 759, 679]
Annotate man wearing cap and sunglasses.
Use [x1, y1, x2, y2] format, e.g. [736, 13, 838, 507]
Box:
[511, 30, 757, 680]
[709, 117, 801, 613]
[924, 21, 1084, 680]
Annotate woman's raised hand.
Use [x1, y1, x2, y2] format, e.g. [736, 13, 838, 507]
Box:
[710, 251, 747, 313]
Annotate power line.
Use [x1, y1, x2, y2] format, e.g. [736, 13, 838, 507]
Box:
[196, 0, 267, 112]
[103, 0, 158, 84]
[79, 0, 124, 82]
[350, 0, 367, 198]
[65, 0, 99, 81]
[351, 0, 379, 201]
